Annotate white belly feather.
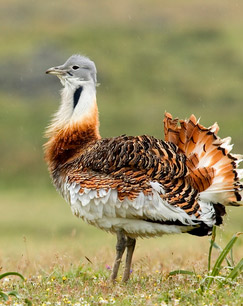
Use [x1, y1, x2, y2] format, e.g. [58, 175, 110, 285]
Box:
[62, 180, 215, 238]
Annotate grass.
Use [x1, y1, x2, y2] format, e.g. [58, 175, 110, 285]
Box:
[0, 272, 25, 302]
[0, 232, 242, 305]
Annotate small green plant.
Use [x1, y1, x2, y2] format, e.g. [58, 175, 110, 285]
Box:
[0, 271, 32, 305]
[0, 271, 24, 301]
[169, 226, 243, 293]
[203, 228, 242, 291]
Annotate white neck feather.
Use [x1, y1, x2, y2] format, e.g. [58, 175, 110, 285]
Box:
[46, 80, 97, 137]
[71, 83, 96, 124]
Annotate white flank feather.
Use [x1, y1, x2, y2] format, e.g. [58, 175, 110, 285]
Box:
[63, 181, 204, 237]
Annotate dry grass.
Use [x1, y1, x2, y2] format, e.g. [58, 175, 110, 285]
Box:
[1, 253, 242, 305]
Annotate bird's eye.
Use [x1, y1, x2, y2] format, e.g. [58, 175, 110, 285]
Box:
[72, 65, 80, 70]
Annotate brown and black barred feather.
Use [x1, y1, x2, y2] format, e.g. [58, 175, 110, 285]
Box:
[66, 134, 201, 217]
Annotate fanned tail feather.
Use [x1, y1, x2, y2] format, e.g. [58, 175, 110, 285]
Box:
[164, 112, 243, 206]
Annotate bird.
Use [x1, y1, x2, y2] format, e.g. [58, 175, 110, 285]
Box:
[44, 54, 243, 282]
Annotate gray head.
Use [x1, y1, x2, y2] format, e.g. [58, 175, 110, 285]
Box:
[46, 54, 97, 86]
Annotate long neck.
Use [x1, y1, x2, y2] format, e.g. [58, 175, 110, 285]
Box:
[44, 82, 100, 171]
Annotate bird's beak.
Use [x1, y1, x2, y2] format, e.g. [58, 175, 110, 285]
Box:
[46, 66, 66, 76]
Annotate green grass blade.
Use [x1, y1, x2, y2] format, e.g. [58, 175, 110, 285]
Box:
[211, 241, 233, 267]
[7, 290, 20, 298]
[208, 226, 217, 271]
[230, 247, 235, 267]
[211, 233, 241, 276]
[207, 232, 242, 289]
[0, 291, 9, 301]
[169, 270, 195, 276]
[25, 298, 33, 306]
[0, 272, 24, 281]
[212, 241, 222, 251]
[227, 258, 243, 280]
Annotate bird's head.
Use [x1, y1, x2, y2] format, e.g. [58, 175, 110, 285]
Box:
[45, 54, 100, 139]
[46, 54, 97, 88]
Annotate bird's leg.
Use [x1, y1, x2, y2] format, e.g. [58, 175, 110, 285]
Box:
[111, 230, 126, 281]
[122, 236, 136, 282]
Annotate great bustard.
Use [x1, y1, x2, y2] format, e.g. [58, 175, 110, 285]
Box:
[44, 54, 243, 282]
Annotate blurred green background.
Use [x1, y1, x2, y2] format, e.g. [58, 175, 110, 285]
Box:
[0, 0, 242, 272]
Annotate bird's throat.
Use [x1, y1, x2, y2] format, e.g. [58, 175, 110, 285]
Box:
[73, 86, 83, 109]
